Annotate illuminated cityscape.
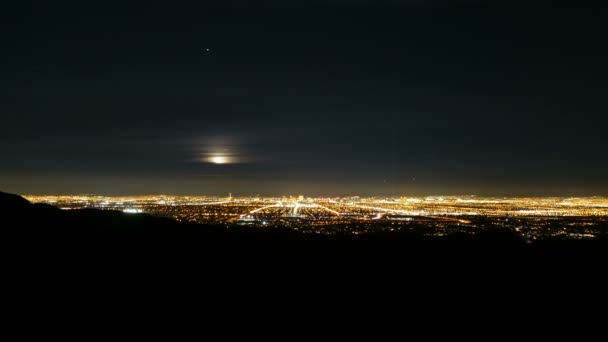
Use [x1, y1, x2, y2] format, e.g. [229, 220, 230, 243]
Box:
[24, 194, 608, 241]
[3, 1, 607, 272]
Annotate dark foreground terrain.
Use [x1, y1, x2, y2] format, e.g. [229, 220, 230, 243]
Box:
[2, 191, 607, 270]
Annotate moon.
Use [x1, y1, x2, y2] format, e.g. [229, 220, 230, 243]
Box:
[209, 155, 229, 164]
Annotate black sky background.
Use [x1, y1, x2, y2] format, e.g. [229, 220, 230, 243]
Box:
[1, 1, 607, 196]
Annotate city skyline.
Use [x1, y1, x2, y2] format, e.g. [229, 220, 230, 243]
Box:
[23, 193, 607, 240]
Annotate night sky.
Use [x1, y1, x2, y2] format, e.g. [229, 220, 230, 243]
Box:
[2, 1, 607, 196]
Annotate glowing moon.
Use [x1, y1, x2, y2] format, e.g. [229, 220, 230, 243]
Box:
[209, 155, 229, 164]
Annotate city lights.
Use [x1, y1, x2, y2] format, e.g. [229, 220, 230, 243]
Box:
[23, 194, 608, 239]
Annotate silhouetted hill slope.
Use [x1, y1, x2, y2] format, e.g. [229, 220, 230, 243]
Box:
[0, 191, 31, 209]
[1, 191, 606, 267]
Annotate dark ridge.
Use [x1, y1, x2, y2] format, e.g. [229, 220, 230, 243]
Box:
[0, 191, 31, 209]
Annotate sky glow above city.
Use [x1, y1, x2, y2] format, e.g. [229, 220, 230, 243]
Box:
[1, 1, 606, 196]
